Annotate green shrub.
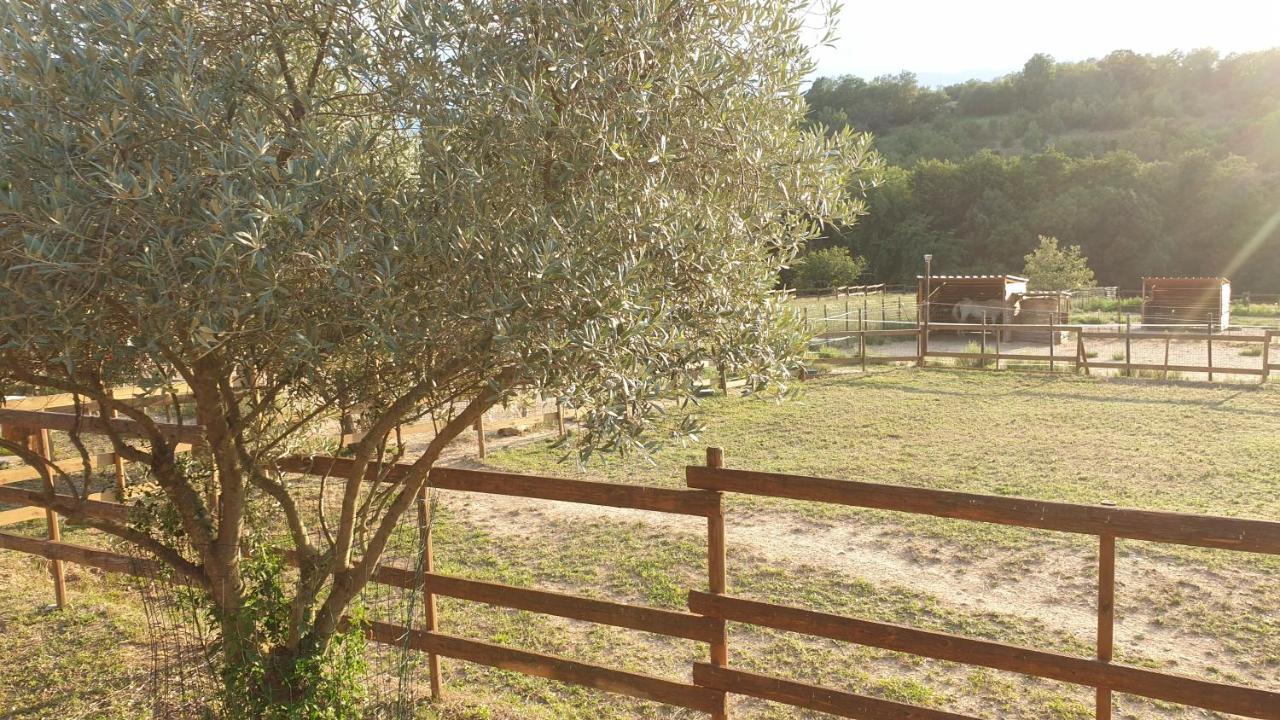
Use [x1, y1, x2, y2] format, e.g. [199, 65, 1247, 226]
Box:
[957, 341, 986, 368]
[790, 247, 869, 290]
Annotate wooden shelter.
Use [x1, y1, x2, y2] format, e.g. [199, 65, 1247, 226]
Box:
[917, 275, 1029, 327]
[1009, 291, 1070, 343]
[1141, 277, 1230, 328]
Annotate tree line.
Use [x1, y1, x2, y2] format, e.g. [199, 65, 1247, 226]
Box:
[804, 50, 1280, 292]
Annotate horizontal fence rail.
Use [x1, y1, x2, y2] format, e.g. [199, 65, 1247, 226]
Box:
[358, 621, 726, 714]
[692, 663, 978, 720]
[276, 455, 721, 517]
[688, 591, 1278, 718]
[2, 384, 192, 412]
[686, 467, 1280, 553]
[358, 560, 722, 643]
[0, 532, 173, 582]
[0, 408, 204, 444]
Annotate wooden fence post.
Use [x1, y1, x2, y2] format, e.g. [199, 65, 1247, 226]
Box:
[858, 310, 867, 373]
[31, 425, 66, 604]
[1, 424, 64, 607]
[921, 298, 929, 363]
[1096, 533, 1116, 720]
[1206, 315, 1214, 382]
[988, 315, 998, 366]
[105, 405, 127, 499]
[475, 415, 486, 459]
[1263, 330, 1271, 384]
[844, 299, 850, 333]
[1163, 335, 1171, 380]
[980, 313, 988, 369]
[705, 447, 730, 720]
[418, 490, 443, 700]
[1076, 329, 1087, 375]
[1049, 315, 1056, 372]
[1124, 317, 1132, 378]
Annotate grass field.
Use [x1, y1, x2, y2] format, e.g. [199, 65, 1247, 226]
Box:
[2, 368, 1279, 718]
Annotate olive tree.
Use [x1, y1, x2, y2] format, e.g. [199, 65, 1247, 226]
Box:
[0, 0, 875, 711]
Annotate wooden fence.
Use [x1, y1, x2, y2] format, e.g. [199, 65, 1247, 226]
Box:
[685, 458, 1280, 719]
[813, 323, 1278, 383]
[1, 428, 1278, 717]
[0, 386, 196, 607]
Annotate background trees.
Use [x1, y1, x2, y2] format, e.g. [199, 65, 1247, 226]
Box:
[811, 148, 1278, 289]
[805, 49, 1280, 291]
[0, 0, 874, 713]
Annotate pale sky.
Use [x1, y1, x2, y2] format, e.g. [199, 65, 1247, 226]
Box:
[810, 1, 1280, 84]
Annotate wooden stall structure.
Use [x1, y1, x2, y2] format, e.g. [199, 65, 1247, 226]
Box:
[1141, 277, 1230, 328]
[1010, 291, 1071, 343]
[917, 275, 1028, 331]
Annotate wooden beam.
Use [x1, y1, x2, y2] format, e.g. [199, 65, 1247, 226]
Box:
[0, 505, 46, 526]
[0, 409, 203, 444]
[1096, 535, 1116, 720]
[1084, 362, 1263, 376]
[935, 322, 1074, 332]
[0, 486, 131, 523]
[704, 448, 730, 720]
[816, 355, 920, 366]
[358, 621, 724, 715]
[0, 451, 117, 486]
[1, 385, 192, 412]
[276, 456, 720, 517]
[0, 532, 174, 582]
[688, 592, 1280, 720]
[1263, 331, 1271, 383]
[419, 495, 442, 700]
[1079, 331, 1267, 342]
[685, 467, 1280, 554]
[364, 565, 721, 643]
[692, 664, 976, 720]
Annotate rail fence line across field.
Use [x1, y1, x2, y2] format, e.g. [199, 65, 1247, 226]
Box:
[811, 321, 1277, 382]
[0, 402, 1277, 720]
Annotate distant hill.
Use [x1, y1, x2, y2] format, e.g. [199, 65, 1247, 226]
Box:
[806, 49, 1280, 169]
[805, 50, 1280, 292]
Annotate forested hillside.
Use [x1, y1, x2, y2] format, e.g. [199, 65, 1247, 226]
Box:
[807, 50, 1280, 291]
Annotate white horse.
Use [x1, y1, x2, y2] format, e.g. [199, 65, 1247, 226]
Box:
[951, 298, 1017, 324]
